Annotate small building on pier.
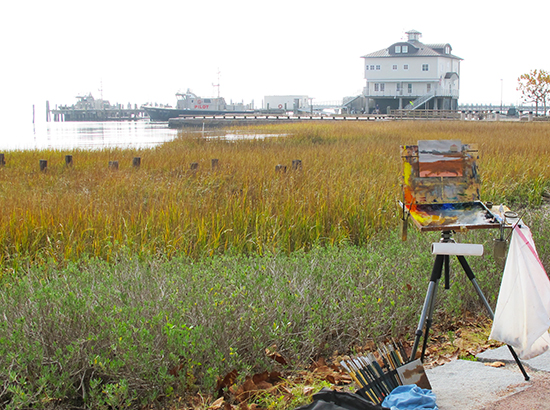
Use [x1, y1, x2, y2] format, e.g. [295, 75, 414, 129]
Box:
[361, 30, 462, 113]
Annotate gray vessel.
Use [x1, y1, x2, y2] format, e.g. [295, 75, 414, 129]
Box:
[142, 89, 253, 121]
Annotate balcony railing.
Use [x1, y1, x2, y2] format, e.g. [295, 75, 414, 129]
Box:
[390, 109, 462, 119]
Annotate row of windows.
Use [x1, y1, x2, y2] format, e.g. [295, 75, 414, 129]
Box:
[395, 45, 451, 54]
[372, 83, 433, 93]
[368, 63, 430, 71]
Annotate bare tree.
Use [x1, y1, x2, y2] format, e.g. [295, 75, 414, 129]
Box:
[517, 69, 550, 116]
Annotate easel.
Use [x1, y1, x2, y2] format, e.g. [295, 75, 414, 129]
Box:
[409, 230, 530, 381]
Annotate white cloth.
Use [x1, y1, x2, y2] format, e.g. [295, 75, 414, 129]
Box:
[490, 224, 550, 359]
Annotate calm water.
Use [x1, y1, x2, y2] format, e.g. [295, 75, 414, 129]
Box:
[0, 119, 282, 151]
[0, 120, 179, 151]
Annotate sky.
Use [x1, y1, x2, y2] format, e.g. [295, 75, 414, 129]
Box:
[2, 0, 549, 125]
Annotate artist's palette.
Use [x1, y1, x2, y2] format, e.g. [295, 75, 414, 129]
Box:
[408, 201, 500, 232]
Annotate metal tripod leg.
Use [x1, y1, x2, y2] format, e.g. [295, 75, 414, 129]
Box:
[420, 276, 440, 361]
[410, 254, 445, 362]
[421, 255, 449, 361]
[457, 255, 530, 381]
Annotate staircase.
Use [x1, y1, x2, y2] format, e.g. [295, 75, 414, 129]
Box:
[405, 93, 435, 110]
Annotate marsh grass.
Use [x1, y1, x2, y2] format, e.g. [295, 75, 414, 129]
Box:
[1, 121, 550, 267]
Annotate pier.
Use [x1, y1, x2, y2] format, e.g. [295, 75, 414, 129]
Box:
[49, 107, 147, 122]
[168, 109, 548, 128]
[47, 95, 147, 122]
[168, 113, 388, 128]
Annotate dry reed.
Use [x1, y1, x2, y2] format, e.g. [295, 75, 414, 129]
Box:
[1, 121, 549, 267]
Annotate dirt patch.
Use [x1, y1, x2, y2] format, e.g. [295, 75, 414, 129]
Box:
[481, 371, 550, 410]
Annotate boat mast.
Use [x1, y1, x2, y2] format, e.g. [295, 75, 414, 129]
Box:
[212, 68, 220, 110]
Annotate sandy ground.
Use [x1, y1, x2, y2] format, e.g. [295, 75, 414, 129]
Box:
[481, 371, 550, 410]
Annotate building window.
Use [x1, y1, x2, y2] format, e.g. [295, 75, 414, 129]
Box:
[374, 84, 379, 92]
[402, 45, 408, 53]
[380, 83, 385, 92]
[445, 45, 450, 54]
[404, 64, 409, 70]
[427, 84, 432, 93]
[365, 65, 369, 70]
[370, 65, 375, 70]
[422, 64, 429, 71]
[395, 45, 401, 53]
[392, 64, 398, 70]
[408, 84, 413, 93]
[376, 65, 380, 70]
[397, 83, 402, 92]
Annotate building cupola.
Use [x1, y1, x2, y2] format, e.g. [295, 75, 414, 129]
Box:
[406, 29, 422, 42]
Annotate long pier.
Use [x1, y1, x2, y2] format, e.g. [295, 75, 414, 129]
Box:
[168, 109, 547, 128]
[168, 113, 388, 128]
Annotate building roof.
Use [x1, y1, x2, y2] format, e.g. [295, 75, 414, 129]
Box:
[361, 36, 463, 60]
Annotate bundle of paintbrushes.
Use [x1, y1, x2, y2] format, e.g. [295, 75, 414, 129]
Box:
[339, 341, 408, 404]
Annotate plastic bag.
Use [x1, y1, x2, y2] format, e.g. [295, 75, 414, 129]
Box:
[490, 224, 550, 359]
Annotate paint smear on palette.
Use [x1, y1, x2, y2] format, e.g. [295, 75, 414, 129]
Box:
[409, 202, 497, 230]
[418, 140, 463, 177]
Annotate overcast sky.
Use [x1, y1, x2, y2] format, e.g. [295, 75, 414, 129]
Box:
[2, 0, 549, 124]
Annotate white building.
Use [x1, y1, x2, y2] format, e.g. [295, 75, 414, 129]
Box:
[263, 95, 310, 111]
[361, 30, 462, 112]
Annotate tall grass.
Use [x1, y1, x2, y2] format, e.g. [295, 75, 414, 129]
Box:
[0, 121, 549, 268]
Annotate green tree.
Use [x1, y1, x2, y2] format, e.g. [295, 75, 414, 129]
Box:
[517, 69, 550, 116]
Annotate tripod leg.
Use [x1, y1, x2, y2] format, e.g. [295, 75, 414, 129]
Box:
[456, 255, 530, 381]
[421, 277, 440, 361]
[444, 254, 450, 290]
[410, 254, 445, 361]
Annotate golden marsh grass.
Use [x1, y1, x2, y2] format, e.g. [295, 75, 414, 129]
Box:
[1, 121, 549, 266]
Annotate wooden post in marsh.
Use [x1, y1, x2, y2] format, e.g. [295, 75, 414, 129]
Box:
[0, 153, 5, 166]
[190, 162, 199, 170]
[275, 164, 287, 173]
[211, 158, 219, 170]
[133, 157, 141, 168]
[292, 159, 302, 171]
[65, 155, 73, 167]
[109, 161, 119, 170]
[39, 160, 47, 172]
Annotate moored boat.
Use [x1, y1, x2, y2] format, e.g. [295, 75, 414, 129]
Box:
[142, 89, 254, 121]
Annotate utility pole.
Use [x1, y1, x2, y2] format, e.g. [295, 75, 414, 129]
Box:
[500, 79, 503, 113]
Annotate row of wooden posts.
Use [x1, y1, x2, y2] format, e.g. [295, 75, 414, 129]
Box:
[0, 154, 303, 173]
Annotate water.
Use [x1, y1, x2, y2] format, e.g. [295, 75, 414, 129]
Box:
[0, 120, 179, 151]
[0, 119, 283, 151]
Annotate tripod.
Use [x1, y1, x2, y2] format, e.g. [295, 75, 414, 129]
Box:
[410, 231, 530, 381]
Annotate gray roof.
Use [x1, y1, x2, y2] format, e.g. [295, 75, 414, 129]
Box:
[444, 71, 459, 79]
[361, 40, 462, 60]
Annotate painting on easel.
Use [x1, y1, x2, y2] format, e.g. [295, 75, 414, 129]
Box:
[401, 140, 499, 232]
[418, 140, 463, 177]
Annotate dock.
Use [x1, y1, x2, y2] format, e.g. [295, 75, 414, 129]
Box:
[47, 95, 147, 122]
[168, 113, 388, 128]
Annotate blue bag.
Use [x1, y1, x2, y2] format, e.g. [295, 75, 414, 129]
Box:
[381, 385, 438, 410]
